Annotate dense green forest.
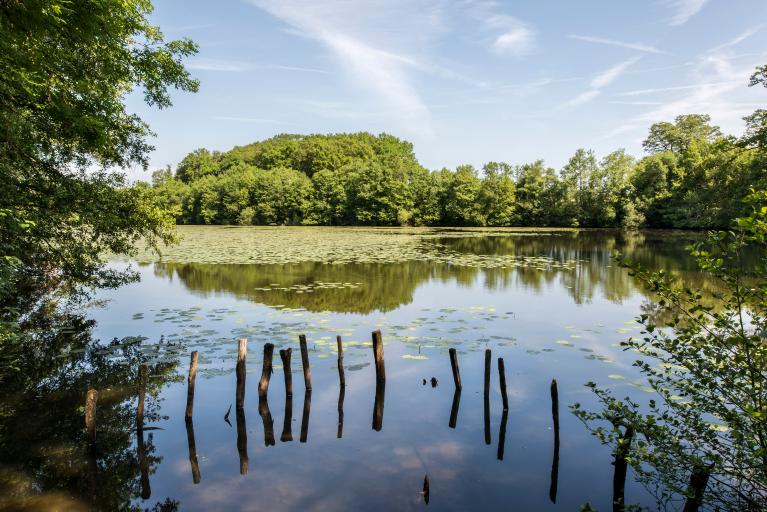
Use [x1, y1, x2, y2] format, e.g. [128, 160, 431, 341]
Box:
[145, 110, 767, 229]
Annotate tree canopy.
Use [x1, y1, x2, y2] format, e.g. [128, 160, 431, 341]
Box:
[146, 99, 767, 230]
[0, 0, 198, 324]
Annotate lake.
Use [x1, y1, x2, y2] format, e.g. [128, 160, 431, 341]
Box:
[2, 227, 708, 511]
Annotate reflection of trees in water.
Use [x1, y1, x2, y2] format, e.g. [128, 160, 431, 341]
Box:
[154, 231, 717, 313]
[0, 306, 180, 511]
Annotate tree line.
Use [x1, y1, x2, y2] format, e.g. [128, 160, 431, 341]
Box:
[144, 110, 767, 229]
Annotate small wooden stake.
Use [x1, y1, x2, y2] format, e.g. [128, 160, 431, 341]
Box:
[449, 348, 461, 390]
[236, 338, 247, 409]
[337, 335, 346, 388]
[550, 379, 560, 435]
[299, 334, 312, 391]
[279, 348, 293, 397]
[258, 343, 274, 398]
[483, 349, 491, 399]
[372, 330, 386, 383]
[137, 363, 147, 429]
[185, 351, 199, 420]
[85, 389, 98, 444]
[683, 465, 712, 512]
[498, 357, 509, 411]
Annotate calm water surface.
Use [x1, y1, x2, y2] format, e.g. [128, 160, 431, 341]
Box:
[3, 228, 709, 511]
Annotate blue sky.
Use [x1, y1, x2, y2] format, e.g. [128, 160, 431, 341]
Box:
[127, 0, 767, 178]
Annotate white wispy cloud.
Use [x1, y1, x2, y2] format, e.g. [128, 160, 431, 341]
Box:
[488, 16, 535, 56]
[267, 65, 329, 74]
[567, 90, 601, 106]
[247, 0, 441, 135]
[666, 0, 708, 26]
[602, 51, 761, 142]
[616, 80, 741, 96]
[565, 56, 641, 107]
[187, 59, 330, 74]
[707, 25, 763, 53]
[591, 57, 642, 88]
[463, 2, 536, 56]
[569, 35, 667, 55]
[213, 116, 287, 123]
[187, 59, 250, 72]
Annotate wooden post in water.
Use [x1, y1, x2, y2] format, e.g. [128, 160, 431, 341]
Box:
[279, 348, 293, 397]
[299, 334, 312, 391]
[185, 351, 199, 420]
[498, 357, 509, 411]
[137, 363, 148, 429]
[236, 338, 247, 409]
[483, 349, 492, 444]
[337, 335, 346, 388]
[185, 418, 201, 484]
[612, 425, 634, 512]
[682, 465, 712, 512]
[372, 330, 386, 383]
[258, 343, 274, 398]
[235, 338, 248, 475]
[85, 389, 98, 445]
[549, 379, 560, 504]
[449, 389, 461, 429]
[449, 348, 461, 390]
[300, 389, 312, 443]
[483, 349, 491, 398]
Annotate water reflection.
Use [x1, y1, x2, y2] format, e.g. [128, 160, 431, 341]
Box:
[185, 418, 201, 484]
[300, 390, 312, 443]
[550, 379, 560, 505]
[0, 309, 179, 510]
[152, 231, 710, 314]
[3, 230, 730, 510]
[372, 382, 385, 432]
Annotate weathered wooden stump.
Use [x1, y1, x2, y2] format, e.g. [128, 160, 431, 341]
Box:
[185, 351, 199, 420]
[498, 357, 509, 411]
[337, 335, 346, 388]
[279, 348, 293, 397]
[372, 330, 385, 383]
[299, 334, 312, 391]
[449, 347, 461, 390]
[258, 343, 274, 398]
[236, 338, 247, 409]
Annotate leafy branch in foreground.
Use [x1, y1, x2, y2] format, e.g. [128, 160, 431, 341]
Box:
[572, 190, 767, 511]
[0, 0, 198, 323]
